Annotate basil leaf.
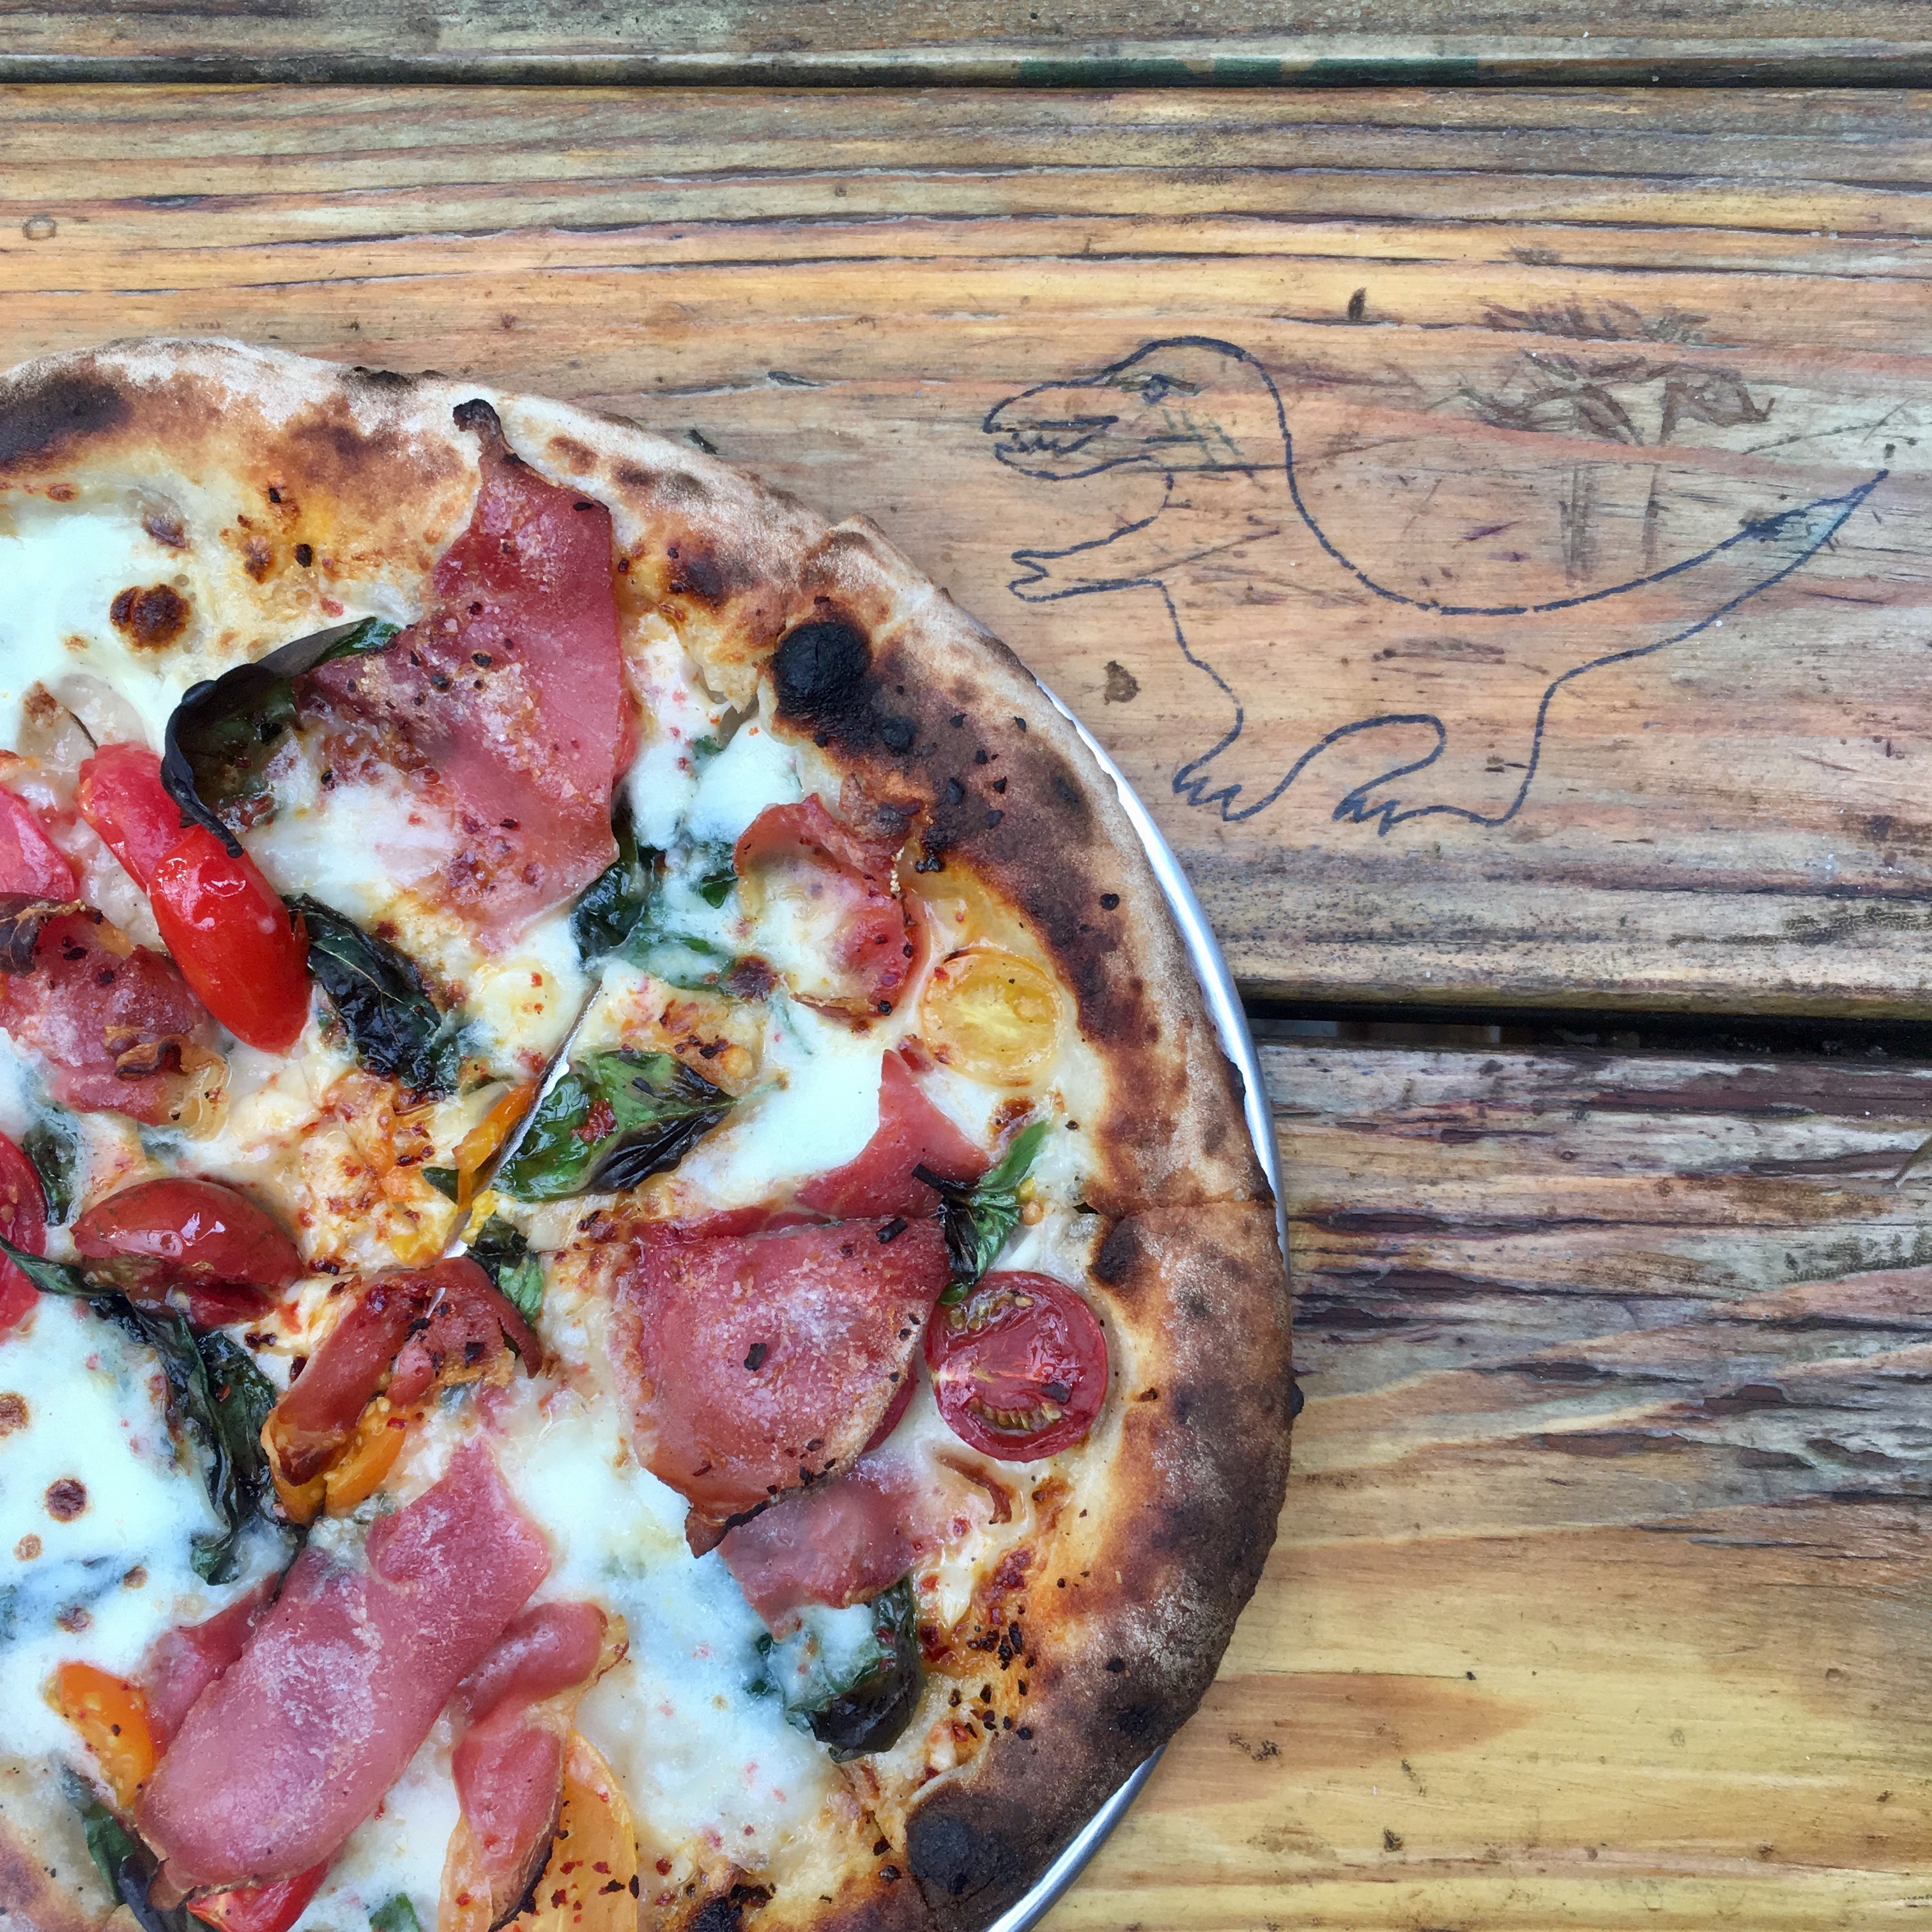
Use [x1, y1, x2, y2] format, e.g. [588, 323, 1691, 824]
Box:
[371, 1898, 425, 1932]
[95, 1303, 280, 1584]
[620, 923, 737, 993]
[693, 846, 737, 910]
[916, 1119, 1049, 1293]
[22, 1117, 77, 1224]
[573, 793, 659, 963]
[495, 1050, 735, 1202]
[188, 1331, 282, 1583]
[0, 1229, 94, 1297]
[162, 618, 401, 851]
[293, 896, 461, 1098]
[422, 1165, 460, 1200]
[64, 1772, 191, 1932]
[468, 1215, 544, 1322]
[756, 1577, 923, 1763]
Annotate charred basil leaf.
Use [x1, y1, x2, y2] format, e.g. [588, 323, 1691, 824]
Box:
[94, 1303, 282, 1584]
[495, 1050, 734, 1202]
[916, 1118, 1049, 1295]
[755, 1577, 923, 1763]
[293, 895, 461, 1098]
[22, 1116, 77, 1225]
[468, 1213, 545, 1323]
[572, 792, 659, 963]
[64, 1774, 191, 1932]
[162, 617, 401, 852]
[0, 1230, 92, 1298]
[0, 894, 85, 975]
[0, 1233, 286, 1584]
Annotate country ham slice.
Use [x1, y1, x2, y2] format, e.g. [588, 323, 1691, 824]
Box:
[719, 1446, 998, 1629]
[266, 1258, 538, 1485]
[796, 1049, 986, 1219]
[606, 1217, 950, 1548]
[456, 1601, 609, 1724]
[139, 1583, 276, 1752]
[733, 798, 917, 1019]
[0, 909, 215, 1124]
[139, 1444, 549, 1888]
[0, 785, 77, 898]
[448, 1602, 611, 1925]
[302, 403, 629, 948]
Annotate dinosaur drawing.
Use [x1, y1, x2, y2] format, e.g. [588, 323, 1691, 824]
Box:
[983, 337, 1885, 831]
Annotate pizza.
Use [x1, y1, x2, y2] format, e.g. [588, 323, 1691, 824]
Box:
[0, 339, 1291, 1932]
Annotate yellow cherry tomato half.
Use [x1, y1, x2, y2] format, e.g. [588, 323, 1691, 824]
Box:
[919, 947, 1061, 1088]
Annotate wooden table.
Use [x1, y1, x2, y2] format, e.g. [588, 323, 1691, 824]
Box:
[3, 22, 1929, 1926]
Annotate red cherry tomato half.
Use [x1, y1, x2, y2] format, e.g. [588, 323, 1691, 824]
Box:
[186, 1864, 329, 1932]
[0, 1132, 48, 1334]
[923, 1270, 1108, 1461]
[75, 742, 184, 891]
[148, 829, 310, 1053]
[0, 783, 77, 899]
[71, 1177, 305, 1296]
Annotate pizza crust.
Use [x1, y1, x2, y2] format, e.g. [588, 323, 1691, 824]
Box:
[0, 338, 1292, 1932]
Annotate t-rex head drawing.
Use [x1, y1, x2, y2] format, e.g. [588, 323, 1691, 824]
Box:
[983, 335, 1884, 833]
[985, 337, 1285, 481]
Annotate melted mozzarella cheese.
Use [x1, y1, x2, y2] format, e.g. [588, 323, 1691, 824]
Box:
[0, 1300, 267, 1763]
[0, 498, 206, 752]
[243, 756, 590, 1077]
[672, 997, 883, 1208]
[684, 723, 801, 850]
[299, 1729, 461, 1932]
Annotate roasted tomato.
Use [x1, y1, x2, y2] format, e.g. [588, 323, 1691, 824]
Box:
[0, 1131, 47, 1333]
[0, 783, 78, 898]
[919, 946, 1061, 1087]
[50, 1662, 157, 1807]
[148, 829, 311, 1053]
[185, 1866, 330, 1932]
[923, 1269, 1108, 1460]
[75, 743, 183, 891]
[70, 1177, 305, 1298]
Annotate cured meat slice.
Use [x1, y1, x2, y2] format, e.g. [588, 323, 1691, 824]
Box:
[139, 1445, 549, 1887]
[796, 1048, 986, 1219]
[139, 1583, 276, 1752]
[265, 1258, 537, 1485]
[0, 909, 214, 1124]
[719, 1447, 999, 1629]
[606, 1217, 949, 1547]
[448, 1602, 611, 1924]
[0, 785, 77, 898]
[456, 1601, 609, 1724]
[303, 404, 629, 947]
[733, 798, 916, 1019]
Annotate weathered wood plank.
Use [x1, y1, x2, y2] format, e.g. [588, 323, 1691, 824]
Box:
[6, 87, 1932, 1012]
[3, 0, 1931, 87]
[1059, 1039, 1932, 1930]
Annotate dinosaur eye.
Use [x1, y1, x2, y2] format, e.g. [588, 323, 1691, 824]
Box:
[1137, 375, 1172, 404]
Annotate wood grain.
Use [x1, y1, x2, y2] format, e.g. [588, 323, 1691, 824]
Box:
[3, 0, 1931, 88]
[5, 86, 1932, 1014]
[1061, 1039, 1932, 1930]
